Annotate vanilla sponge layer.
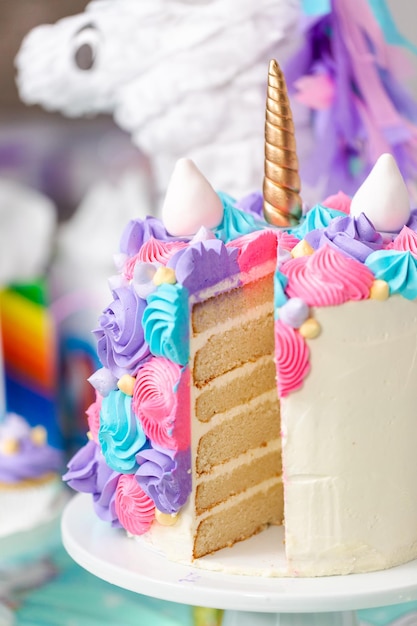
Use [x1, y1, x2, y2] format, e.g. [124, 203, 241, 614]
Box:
[190, 272, 282, 559]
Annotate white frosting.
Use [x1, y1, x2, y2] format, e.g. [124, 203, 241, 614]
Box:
[161, 159, 223, 236]
[282, 296, 417, 576]
[350, 153, 411, 232]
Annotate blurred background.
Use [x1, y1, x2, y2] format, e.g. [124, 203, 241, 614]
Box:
[0, 0, 148, 223]
[0, 4, 417, 626]
[0, 0, 414, 219]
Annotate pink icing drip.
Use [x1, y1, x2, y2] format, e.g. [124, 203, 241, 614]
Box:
[282, 246, 374, 306]
[388, 226, 417, 256]
[86, 392, 102, 443]
[132, 358, 190, 451]
[275, 320, 310, 398]
[115, 474, 155, 535]
[226, 230, 278, 273]
[124, 238, 187, 280]
[322, 191, 352, 214]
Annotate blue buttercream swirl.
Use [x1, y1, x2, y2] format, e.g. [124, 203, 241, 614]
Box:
[291, 204, 346, 240]
[274, 270, 289, 316]
[135, 446, 191, 514]
[365, 250, 417, 300]
[215, 193, 263, 243]
[168, 240, 240, 295]
[99, 389, 147, 473]
[142, 283, 189, 365]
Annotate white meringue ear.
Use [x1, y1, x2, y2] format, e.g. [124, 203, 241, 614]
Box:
[161, 158, 224, 237]
[350, 153, 410, 232]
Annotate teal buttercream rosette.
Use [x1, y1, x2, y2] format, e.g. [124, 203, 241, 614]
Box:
[143, 283, 190, 365]
[290, 204, 346, 240]
[215, 193, 264, 243]
[99, 389, 147, 474]
[365, 250, 417, 300]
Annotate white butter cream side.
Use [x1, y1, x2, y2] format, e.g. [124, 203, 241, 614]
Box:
[282, 296, 417, 576]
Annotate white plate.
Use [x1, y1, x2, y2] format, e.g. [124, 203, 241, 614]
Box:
[61, 495, 417, 613]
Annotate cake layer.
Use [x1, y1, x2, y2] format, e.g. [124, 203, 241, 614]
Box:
[195, 356, 277, 423]
[192, 274, 274, 334]
[196, 390, 280, 475]
[193, 312, 275, 387]
[195, 443, 282, 514]
[193, 481, 283, 559]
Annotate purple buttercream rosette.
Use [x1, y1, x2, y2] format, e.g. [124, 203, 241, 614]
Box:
[305, 213, 384, 263]
[63, 440, 122, 527]
[135, 446, 191, 515]
[168, 239, 240, 295]
[93, 285, 151, 378]
[119, 216, 185, 256]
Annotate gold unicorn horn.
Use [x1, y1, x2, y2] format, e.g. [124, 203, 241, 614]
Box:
[263, 59, 302, 227]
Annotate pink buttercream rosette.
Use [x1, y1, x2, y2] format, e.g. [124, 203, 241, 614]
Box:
[86, 391, 102, 443]
[115, 474, 155, 535]
[124, 237, 187, 280]
[132, 357, 190, 451]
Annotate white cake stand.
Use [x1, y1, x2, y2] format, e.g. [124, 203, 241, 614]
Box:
[62, 494, 417, 626]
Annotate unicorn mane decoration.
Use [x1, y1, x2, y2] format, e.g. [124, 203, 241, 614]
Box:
[15, 0, 300, 204]
[285, 0, 417, 200]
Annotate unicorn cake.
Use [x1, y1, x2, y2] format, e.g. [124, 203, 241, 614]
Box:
[64, 61, 417, 577]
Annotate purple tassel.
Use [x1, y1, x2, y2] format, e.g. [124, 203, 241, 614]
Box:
[285, 0, 417, 199]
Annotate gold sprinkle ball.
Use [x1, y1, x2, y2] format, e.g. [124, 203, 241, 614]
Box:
[31, 425, 47, 446]
[87, 431, 94, 441]
[291, 239, 314, 258]
[369, 279, 389, 301]
[153, 266, 177, 286]
[117, 374, 136, 396]
[1, 438, 20, 455]
[155, 509, 179, 526]
[299, 318, 321, 339]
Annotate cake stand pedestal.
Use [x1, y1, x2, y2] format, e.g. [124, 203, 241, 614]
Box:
[62, 495, 417, 626]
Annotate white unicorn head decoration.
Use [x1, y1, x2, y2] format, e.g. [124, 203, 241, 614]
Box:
[15, 0, 300, 204]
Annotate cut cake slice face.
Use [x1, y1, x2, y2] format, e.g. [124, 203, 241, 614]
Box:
[189, 262, 283, 559]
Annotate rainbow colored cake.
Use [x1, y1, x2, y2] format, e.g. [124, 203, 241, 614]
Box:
[0, 282, 60, 447]
[64, 62, 417, 577]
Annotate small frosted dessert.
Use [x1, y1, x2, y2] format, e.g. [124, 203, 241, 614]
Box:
[0, 413, 63, 537]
